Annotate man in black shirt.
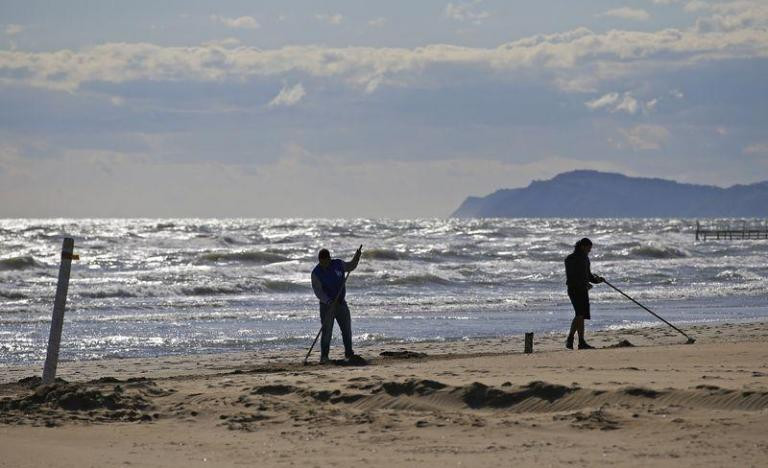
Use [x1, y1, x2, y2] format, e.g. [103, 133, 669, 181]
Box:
[565, 238, 604, 350]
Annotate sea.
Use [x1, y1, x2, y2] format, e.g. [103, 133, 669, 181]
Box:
[1, 218, 767, 365]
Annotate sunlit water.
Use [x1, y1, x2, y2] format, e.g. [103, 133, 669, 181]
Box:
[1, 218, 766, 364]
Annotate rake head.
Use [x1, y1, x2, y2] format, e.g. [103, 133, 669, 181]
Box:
[685, 337, 696, 344]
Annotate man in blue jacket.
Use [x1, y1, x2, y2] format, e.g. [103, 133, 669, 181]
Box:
[311, 247, 362, 363]
[565, 238, 604, 350]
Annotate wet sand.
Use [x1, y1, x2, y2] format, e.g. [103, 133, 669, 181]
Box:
[1, 320, 767, 467]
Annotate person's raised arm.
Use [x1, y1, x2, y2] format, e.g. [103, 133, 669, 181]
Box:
[344, 245, 363, 272]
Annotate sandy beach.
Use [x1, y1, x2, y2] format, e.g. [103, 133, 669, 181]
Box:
[1, 320, 767, 467]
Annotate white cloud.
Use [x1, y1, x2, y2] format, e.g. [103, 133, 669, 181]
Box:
[1, 15, 767, 94]
[597, 7, 651, 21]
[684, 1, 711, 13]
[201, 37, 241, 48]
[670, 89, 685, 99]
[586, 92, 620, 110]
[267, 83, 306, 108]
[4, 24, 24, 36]
[586, 92, 641, 114]
[210, 15, 260, 29]
[620, 124, 670, 150]
[316, 13, 343, 25]
[444, 1, 490, 24]
[368, 17, 387, 27]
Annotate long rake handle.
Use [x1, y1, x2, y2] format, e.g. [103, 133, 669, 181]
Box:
[604, 279, 694, 342]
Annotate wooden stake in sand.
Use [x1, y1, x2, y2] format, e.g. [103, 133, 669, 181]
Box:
[524, 332, 534, 354]
[42, 237, 78, 385]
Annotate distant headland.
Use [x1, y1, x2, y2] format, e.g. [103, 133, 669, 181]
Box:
[451, 170, 768, 218]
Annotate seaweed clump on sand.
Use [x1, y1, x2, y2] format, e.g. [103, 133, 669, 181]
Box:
[606, 339, 635, 348]
[0, 380, 166, 426]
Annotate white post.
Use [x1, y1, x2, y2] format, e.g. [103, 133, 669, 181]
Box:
[42, 237, 76, 385]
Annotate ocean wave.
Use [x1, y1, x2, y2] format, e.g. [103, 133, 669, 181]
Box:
[180, 285, 247, 296]
[195, 250, 290, 265]
[387, 273, 453, 286]
[78, 287, 140, 299]
[0, 289, 27, 300]
[363, 248, 402, 261]
[218, 235, 249, 246]
[628, 244, 689, 259]
[262, 280, 307, 292]
[715, 270, 765, 282]
[0, 256, 40, 271]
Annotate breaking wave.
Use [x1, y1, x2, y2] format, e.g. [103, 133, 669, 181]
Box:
[628, 245, 689, 259]
[0, 289, 26, 300]
[78, 287, 140, 299]
[262, 280, 306, 292]
[180, 285, 248, 296]
[0, 256, 39, 271]
[388, 273, 454, 286]
[363, 248, 402, 261]
[196, 250, 290, 265]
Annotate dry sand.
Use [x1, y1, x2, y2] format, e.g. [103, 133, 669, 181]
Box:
[1, 321, 767, 467]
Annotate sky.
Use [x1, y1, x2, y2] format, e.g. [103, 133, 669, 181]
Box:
[1, 0, 767, 217]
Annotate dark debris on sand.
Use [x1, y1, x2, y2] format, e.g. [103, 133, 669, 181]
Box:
[554, 408, 621, 431]
[605, 339, 635, 348]
[461, 381, 575, 409]
[379, 350, 428, 359]
[0, 378, 172, 426]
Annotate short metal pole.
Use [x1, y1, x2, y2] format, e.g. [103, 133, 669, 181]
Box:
[524, 332, 534, 354]
[42, 238, 76, 385]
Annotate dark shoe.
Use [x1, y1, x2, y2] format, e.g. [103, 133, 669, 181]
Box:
[319, 355, 330, 364]
[566, 337, 574, 350]
[345, 354, 368, 366]
[578, 342, 595, 350]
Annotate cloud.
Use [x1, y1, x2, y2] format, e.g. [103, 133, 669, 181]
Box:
[597, 7, 651, 21]
[267, 83, 306, 108]
[620, 124, 670, 150]
[316, 13, 344, 25]
[693, 1, 768, 32]
[201, 37, 242, 48]
[4, 24, 24, 36]
[1, 12, 767, 95]
[368, 17, 387, 27]
[684, 1, 711, 13]
[210, 15, 260, 29]
[586, 92, 641, 114]
[444, 1, 490, 24]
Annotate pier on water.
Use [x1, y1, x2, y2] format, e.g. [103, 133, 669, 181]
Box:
[695, 220, 768, 241]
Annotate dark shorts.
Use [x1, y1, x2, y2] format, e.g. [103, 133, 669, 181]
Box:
[568, 288, 591, 320]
